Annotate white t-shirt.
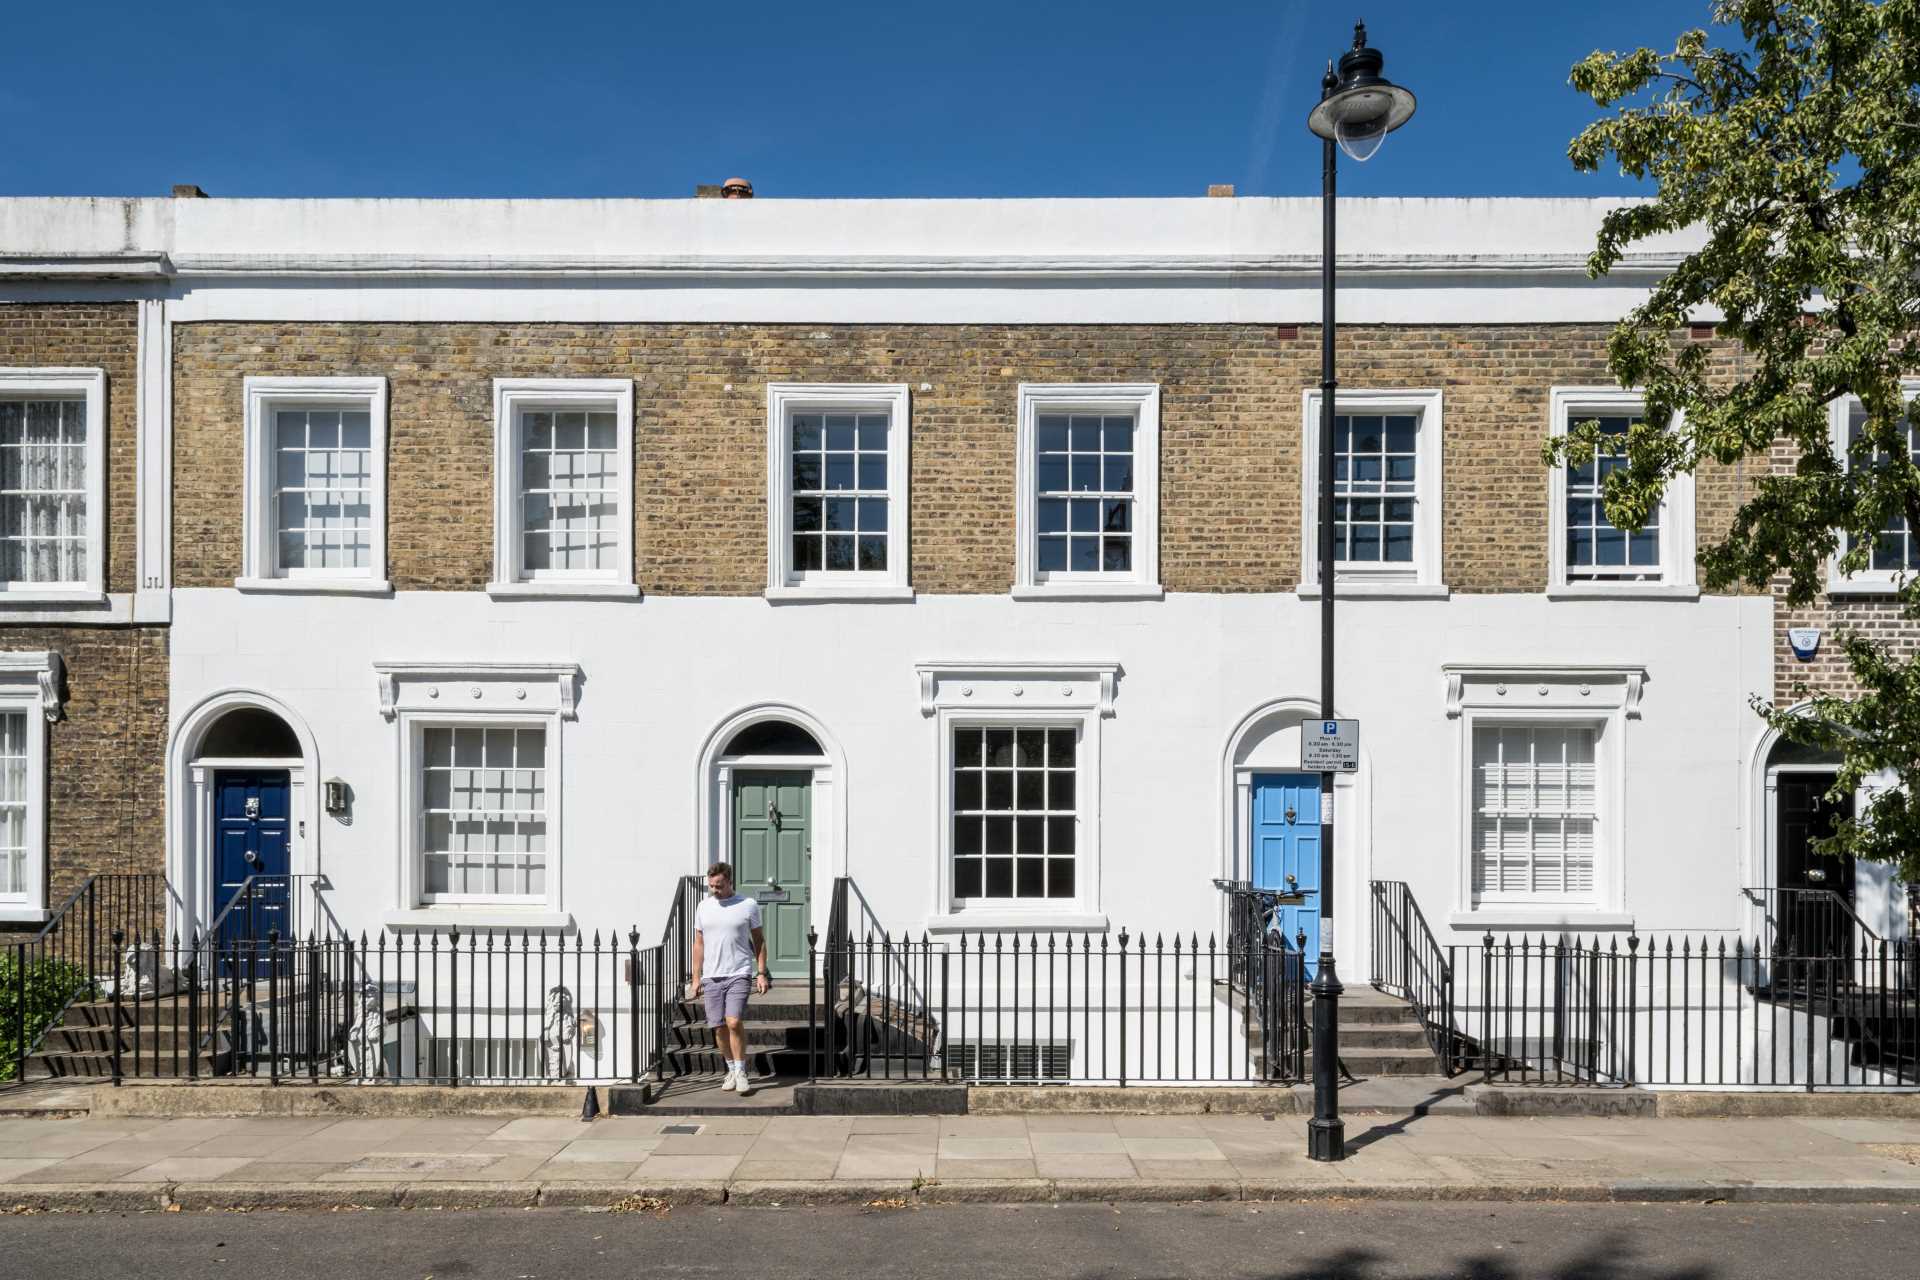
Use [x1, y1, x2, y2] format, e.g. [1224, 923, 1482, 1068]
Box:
[695, 894, 763, 979]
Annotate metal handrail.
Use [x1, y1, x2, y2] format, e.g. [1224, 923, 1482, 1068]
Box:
[1743, 885, 1883, 945]
[1368, 879, 1459, 1073]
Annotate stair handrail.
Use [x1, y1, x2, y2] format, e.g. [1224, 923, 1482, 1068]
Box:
[1368, 879, 1458, 1073]
[8, 872, 172, 1085]
[1742, 884, 1883, 946]
[645, 874, 704, 1079]
[823, 876, 851, 1075]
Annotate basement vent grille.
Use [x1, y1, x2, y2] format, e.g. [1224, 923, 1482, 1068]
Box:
[428, 1036, 542, 1081]
[950, 1040, 1071, 1082]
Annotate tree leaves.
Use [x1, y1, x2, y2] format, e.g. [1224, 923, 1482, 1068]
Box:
[1571, 1, 1920, 875]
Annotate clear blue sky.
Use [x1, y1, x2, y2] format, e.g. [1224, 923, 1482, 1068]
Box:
[0, 0, 1703, 199]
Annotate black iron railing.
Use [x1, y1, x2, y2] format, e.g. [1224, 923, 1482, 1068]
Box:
[644, 876, 700, 1080]
[1742, 886, 1881, 960]
[809, 918, 1306, 1086]
[1368, 880, 1459, 1072]
[1452, 932, 1920, 1089]
[88, 926, 658, 1086]
[6, 873, 171, 1083]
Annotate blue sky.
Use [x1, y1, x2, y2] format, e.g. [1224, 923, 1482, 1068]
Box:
[0, 0, 1704, 199]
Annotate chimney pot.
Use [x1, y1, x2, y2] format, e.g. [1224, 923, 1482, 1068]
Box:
[171, 184, 209, 198]
[720, 176, 754, 199]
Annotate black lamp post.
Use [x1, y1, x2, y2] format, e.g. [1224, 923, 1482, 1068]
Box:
[1302, 21, 1416, 1164]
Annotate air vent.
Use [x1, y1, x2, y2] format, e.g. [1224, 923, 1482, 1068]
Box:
[950, 1041, 1071, 1081]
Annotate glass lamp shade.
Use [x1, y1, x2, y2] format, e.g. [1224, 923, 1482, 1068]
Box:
[1308, 81, 1416, 162]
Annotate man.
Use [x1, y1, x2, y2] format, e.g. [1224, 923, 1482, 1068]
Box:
[689, 862, 771, 1095]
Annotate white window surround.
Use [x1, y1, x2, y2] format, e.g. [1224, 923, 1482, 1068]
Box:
[1299, 388, 1447, 598]
[916, 660, 1118, 931]
[489, 378, 638, 601]
[1547, 387, 1698, 600]
[1443, 664, 1638, 931]
[764, 382, 913, 602]
[0, 652, 62, 923]
[1824, 381, 1920, 596]
[239, 376, 391, 595]
[1013, 384, 1162, 601]
[374, 662, 578, 931]
[0, 368, 107, 605]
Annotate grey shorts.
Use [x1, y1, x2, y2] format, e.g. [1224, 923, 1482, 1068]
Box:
[701, 975, 752, 1027]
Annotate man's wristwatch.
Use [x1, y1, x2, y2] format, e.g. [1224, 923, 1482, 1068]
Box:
[757, 970, 770, 979]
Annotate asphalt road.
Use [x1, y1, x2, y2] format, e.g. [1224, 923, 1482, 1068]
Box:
[2, 1201, 1915, 1279]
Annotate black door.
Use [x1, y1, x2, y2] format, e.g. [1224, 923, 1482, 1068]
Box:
[1775, 772, 1855, 958]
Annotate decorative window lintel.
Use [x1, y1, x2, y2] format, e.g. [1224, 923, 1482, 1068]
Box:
[915, 660, 1122, 719]
[374, 662, 582, 722]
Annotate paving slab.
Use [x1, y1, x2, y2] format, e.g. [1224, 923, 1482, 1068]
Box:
[118, 1157, 256, 1182]
[1035, 1153, 1137, 1178]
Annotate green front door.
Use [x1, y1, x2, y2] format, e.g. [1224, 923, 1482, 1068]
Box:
[732, 771, 812, 979]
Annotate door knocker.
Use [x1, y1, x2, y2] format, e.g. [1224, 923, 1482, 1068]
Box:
[245, 797, 261, 819]
[1283, 805, 1297, 825]
[766, 796, 781, 830]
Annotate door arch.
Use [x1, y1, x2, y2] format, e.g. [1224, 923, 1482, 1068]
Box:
[168, 691, 320, 939]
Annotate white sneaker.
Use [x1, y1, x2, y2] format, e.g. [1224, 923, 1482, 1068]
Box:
[733, 1069, 753, 1097]
[721, 1067, 741, 1093]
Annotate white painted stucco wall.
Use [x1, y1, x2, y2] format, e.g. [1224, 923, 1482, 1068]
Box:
[167, 589, 1773, 978]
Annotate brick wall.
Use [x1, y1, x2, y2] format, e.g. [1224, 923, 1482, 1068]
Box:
[0, 303, 141, 595]
[0, 629, 169, 911]
[172, 322, 1752, 596]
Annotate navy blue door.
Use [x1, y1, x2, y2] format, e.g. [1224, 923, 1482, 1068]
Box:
[1251, 773, 1321, 976]
[213, 771, 291, 946]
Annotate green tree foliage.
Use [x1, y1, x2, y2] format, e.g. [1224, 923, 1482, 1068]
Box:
[1561, 0, 1920, 875]
[0, 951, 90, 1081]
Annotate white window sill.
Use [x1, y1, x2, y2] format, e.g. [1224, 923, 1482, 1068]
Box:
[235, 576, 394, 597]
[925, 910, 1110, 933]
[486, 581, 642, 601]
[1296, 582, 1449, 600]
[1011, 583, 1164, 602]
[1449, 910, 1634, 932]
[1825, 578, 1911, 598]
[382, 908, 574, 932]
[0, 905, 49, 925]
[0, 590, 108, 608]
[1547, 583, 1699, 601]
[765, 583, 915, 604]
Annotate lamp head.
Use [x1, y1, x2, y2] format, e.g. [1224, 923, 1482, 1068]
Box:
[1307, 21, 1417, 162]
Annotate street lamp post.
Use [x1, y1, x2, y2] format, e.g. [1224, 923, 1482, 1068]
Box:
[1302, 21, 1416, 1164]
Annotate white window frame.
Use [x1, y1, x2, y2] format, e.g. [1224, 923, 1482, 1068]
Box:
[489, 378, 637, 600]
[916, 661, 1118, 932]
[764, 382, 913, 602]
[239, 376, 390, 595]
[1444, 664, 1639, 931]
[0, 652, 59, 923]
[1547, 387, 1697, 599]
[1013, 384, 1162, 600]
[1825, 381, 1920, 595]
[0, 368, 107, 603]
[1299, 388, 1446, 597]
[374, 661, 577, 931]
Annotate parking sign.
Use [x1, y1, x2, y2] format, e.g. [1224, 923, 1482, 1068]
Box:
[1301, 718, 1359, 771]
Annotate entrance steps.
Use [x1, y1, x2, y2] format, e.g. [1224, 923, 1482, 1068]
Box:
[656, 979, 821, 1079]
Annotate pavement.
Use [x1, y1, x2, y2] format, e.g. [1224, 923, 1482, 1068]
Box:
[6, 1108, 1920, 1209]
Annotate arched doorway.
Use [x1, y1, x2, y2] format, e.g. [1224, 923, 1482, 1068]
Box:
[1219, 698, 1372, 979]
[168, 692, 318, 941]
[1759, 732, 1855, 956]
[696, 705, 844, 980]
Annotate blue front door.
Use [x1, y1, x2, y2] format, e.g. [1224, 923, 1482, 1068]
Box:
[1252, 773, 1321, 976]
[213, 771, 291, 946]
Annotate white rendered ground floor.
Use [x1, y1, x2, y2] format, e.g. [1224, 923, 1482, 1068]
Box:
[159, 588, 1819, 977]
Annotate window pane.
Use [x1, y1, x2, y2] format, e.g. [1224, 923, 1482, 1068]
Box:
[0, 397, 87, 585]
[272, 402, 374, 576]
[518, 404, 619, 577]
[1033, 408, 1137, 577]
[420, 724, 547, 902]
[953, 722, 1077, 901]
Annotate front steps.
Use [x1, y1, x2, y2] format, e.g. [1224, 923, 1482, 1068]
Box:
[656, 980, 822, 1079]
[1337, 988, 1452, 1077]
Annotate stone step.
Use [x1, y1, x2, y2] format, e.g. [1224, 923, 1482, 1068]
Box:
[1339, 1025, 1436, 1050]
[661, 1019, 826, 1050]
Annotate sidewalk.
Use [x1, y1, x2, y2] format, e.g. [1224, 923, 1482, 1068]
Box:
[5, 1108, 1920, 1209]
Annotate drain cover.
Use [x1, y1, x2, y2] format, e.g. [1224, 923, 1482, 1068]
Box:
[661, 1124, 703, 1136]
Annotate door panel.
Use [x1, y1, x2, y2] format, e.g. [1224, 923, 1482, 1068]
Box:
[732, 772, 812, 979]
[212, 771, 292, 947]
[1252, 773, 1321, 976]
[1775, 771, 1855, 958]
